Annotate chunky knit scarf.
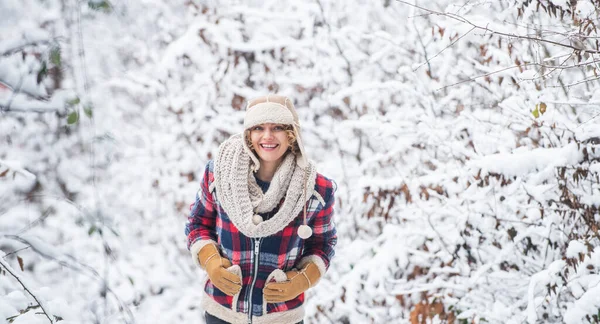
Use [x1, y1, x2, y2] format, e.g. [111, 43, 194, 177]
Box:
[213, 134, 317, 238]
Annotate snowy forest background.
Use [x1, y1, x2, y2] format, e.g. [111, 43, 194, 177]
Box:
[2, 0, 600, 323]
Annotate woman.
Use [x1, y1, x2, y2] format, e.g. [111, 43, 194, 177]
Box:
[185, 95, 338, 324]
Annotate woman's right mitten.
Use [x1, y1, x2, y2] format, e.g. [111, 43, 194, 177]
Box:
[198, 243, 242, 296]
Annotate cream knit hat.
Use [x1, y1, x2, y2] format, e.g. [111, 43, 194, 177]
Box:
[242, 95, 309, 171]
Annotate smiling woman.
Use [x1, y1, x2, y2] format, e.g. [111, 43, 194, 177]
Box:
[246, 123, 296, 182]
[185, 95, 338, 324]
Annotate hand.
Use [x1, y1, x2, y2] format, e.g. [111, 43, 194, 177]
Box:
[198, 244, 242, 296]
[263, 263, 320, 303]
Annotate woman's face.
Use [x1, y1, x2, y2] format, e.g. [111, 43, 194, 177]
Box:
[249, 123, 290, 165]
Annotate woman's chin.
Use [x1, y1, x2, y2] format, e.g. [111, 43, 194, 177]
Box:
[257, 151, 287, 164]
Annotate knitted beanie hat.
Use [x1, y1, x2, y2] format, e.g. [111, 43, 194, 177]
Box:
[242, 95, 309, 171]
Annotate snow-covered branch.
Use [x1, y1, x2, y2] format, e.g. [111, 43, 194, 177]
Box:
[0, 159, 36, 180]
[397, 0, 600, 54]
[0, 257, 54, 323]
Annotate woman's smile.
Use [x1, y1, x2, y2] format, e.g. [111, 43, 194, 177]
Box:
[259, 143, 279, 151]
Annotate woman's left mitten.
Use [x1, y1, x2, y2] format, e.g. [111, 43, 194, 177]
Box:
[263, 262, 320, 303]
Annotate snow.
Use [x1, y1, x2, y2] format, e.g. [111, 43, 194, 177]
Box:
[526, 260, 566, 323]
[564, 283, 600, 324]
[567, 240, 588, 259]
[575, 1, 596, 17]
[518, 70, 537, 80]
[0, 90, 69, 113]
[575, 123, 600, 141]
[0, 57, 48, 98]
[469, 143, 582, 177]
[2, 0, 600, 323]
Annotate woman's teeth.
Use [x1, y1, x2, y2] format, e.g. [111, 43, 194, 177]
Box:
[260, 144, 278, 150]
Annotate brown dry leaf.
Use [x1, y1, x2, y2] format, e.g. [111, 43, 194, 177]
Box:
[400, 183, 412, 203]
[396, 294, 406, 307]
[539, 102, 547, 114]
[17, 256, 24, 271]
[342, 96, 351, 106]
[419, 186, 430, 200]
[231, 94, 245, 111]
[409, 300, 455, 324]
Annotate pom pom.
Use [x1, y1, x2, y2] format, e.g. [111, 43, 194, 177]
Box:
[298, 225, 312, 239]
[252, 214, 263, 225]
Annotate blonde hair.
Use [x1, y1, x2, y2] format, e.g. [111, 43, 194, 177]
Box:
[245, 125, 298, 154]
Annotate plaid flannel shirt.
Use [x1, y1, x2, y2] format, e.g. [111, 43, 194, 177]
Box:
[185, 160, 337, 323]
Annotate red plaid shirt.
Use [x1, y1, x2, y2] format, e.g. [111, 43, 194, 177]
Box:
[185, 161, 337, 322]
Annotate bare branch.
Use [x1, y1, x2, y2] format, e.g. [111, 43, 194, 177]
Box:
[552, 75, 600, 88]
[1, 41, 50, 57]
[412, 16, 433, 75]
[0, 69, 58, 114]
[576, 111, 600, 128]
[396, 0, 600, 54]
[436, 58, 600, 91]
[2, 246, 31, 259]
[0, 258, 54, 323]
[1, 234, 136, 324]
[17, 208, 53, 235]
[0, 103, 62, 113]
[0, 159, 36, 179]
[435, 64, 527, 91]
[315, 0, 354, 84]
[0, 78, 49, 101]
[414, 26, 476, 72]
[1, 75, 25, 112]
[520, 53, 573, 82]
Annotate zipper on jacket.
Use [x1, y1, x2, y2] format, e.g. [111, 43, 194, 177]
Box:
[247, 238, 262, 324]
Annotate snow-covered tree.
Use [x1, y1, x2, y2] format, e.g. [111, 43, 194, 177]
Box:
[1, 1, 599, 323]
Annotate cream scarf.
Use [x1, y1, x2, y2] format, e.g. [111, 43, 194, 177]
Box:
[213, 134, 317, 238]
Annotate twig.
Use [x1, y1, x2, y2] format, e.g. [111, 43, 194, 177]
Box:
[412, 16, 432, 76]
[315, 0, 354, 84]
[576, 111, 600, 128]
[425, 211, 453, 258]
[2, 246, 31, 259]
[1, 75, 25, 113]
[1, 39, 56, 57]
[73, 2, 115, 321]
[532, 59, 600, 70]
[546, 75, 600, 89]
[333, 132, 357, 239]
[518, 53, 573, 82]
[5, 305, 41, 322]
[414, 26, 476, 72]
[0, 258, 54, 323]
[0, 103, 62, 113]
[435, 64, 525, 91]
[2, 234, 135, 324]
[500, 19, 600, 40]
[0, 77, 50, 101]
[436, 58, 600, 91]
[395, 0, 600, 54]
[17, 208, 53, 235]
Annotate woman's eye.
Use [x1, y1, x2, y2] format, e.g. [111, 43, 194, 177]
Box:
[253, 126, 263, 131]
[274, 126, 284, 131]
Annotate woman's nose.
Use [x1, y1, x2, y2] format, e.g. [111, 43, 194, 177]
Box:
[263, 129, 274, 139]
